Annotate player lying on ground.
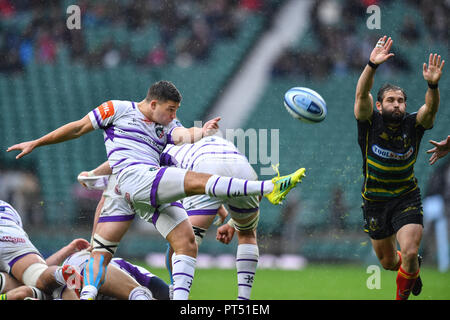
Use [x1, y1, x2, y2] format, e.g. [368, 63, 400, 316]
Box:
[427, 135, 450, 165]
[354, 35, 444, 300]
[7, 80, 305, 300]
[0, 237, 88, 300]
[2, 237, 169, 300]
[0, 200, 80, 300]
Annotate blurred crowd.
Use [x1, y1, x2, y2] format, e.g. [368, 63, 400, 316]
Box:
[272, 0, 449, 79]
[0, 165, 43, 226]
[0, 0, 275, 74]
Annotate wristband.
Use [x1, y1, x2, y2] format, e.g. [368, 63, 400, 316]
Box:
[368, 60, 378, 69]
[427, 82, 438, 89]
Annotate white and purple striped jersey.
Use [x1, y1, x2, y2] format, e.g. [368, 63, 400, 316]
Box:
[0, 200, 23, 228]
[160, 135, 246, 170]
[88, 100, 183, 175]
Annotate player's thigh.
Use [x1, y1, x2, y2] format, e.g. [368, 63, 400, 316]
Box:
[99, 265, 140, 300]
[370, 234, 397, 265]
[10, 253, 46, 284]
[95, 220, 133, 243]
[189, 214, 216, 230]
[396, 223, 423, 256]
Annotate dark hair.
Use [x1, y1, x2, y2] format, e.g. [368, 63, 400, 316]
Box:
[146, 80, 182, 103]
[377, 83, 407, 102]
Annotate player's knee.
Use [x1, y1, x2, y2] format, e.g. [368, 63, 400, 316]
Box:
[185, 232, 198, 256]
[379, 256, 398, 270]
[400, 247, 419, 265]
[22, 263, 48, 288]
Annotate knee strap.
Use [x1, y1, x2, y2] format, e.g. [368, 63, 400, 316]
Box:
[0, 272, 6, 294]
[192, 226, 206, 246]
[22, 263, 47, 287]
[28, 286, 47, 300]
[92, 234, 119, 255]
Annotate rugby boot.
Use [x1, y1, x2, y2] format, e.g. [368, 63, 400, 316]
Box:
[412, 254, 423, 296]
[265, 164, 306, 205]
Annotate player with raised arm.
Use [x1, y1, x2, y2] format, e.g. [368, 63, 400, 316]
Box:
[7, 80, 305, 300]
[354, 35, 445, 300]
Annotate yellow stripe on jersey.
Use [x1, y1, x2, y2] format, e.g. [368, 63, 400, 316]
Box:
[365, 184, 413, 195]
[367, 172, 415, 183]
[367, 157, 416, 171]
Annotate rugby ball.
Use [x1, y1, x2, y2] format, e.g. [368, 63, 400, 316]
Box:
[283, 87, 327, 123]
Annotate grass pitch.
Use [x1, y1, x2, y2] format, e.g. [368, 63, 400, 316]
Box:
[141, 263, 450, 300]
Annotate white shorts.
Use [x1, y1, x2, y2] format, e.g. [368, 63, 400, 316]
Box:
[182, 156, 260, 228]
[106, 165, 189, 238]
[0, 223, 41, 274]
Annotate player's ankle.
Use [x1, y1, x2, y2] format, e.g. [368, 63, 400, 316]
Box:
[80, 285, 98, 300]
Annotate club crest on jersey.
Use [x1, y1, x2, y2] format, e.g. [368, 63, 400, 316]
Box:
[155, 124, 165, 139]
[372, 145, 414, 161]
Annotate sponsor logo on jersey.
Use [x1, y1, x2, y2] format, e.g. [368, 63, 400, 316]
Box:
[98, 101, 115, 120]
[372, 145, 414, 161]
[0, 236, 26, 243]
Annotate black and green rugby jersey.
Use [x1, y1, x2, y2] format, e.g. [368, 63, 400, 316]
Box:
[357, 111, 429, 201]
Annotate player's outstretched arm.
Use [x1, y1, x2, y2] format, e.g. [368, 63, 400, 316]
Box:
[171, 117, 221, 145]
[427, 135, 450, 165]
[7, 115, 94, 159]
[45, 238, 90, 266]
[416, 53, 445, 129]
[354, 36, 394, 121]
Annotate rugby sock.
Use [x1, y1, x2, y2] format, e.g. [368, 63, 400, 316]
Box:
[80, 285, 98, 300]
[171, 254, 196, 300]
[205, 175, 274, 198]
[54, 267, 66, 286]
[396, 266, 419, 300]
[0, 294, 6, 300]
[236, 244, 259, 300]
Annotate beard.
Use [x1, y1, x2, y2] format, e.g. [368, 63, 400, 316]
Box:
[381, 108, 405, 124]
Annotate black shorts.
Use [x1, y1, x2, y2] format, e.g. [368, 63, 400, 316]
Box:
[362, 188, 424, 240]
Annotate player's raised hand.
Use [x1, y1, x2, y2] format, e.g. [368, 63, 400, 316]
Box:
[6, 140, 37, 159]
[423, 53, 445, 85]
[369, 35, 395, 65]
[69, 238, 91, 252]
[202, 116, 221, 137]
[427, 135, 450, 165]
